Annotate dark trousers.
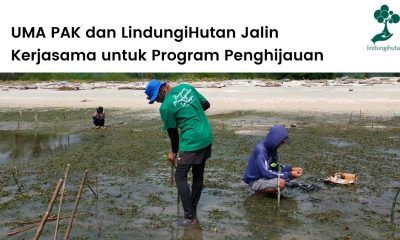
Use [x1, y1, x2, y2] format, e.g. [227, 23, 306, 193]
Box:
[93, 118, 105, 126]
[175, 159, 207, 219]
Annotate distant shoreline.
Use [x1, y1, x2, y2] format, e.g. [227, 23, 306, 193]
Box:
[1, 79, 399, 117]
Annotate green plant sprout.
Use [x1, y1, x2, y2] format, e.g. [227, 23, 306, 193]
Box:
[371, 5, 400, 44]
[270, 162, 282, 205]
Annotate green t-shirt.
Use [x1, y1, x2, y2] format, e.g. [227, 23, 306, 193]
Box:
[160, 83, 213, 151]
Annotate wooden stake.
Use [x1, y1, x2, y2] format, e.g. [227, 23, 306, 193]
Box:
[345, 111, 353, 131]
[12, 167, 22, 192]
[33, 179, 63, 240]
[54, 164, 70, 240]
[170, 164, 174, 187]
[8, 213, 90, 237]
[13, 215, 56, 225]
[8, 223, 38, 237]
[64, 170, 88, 240]
[391, 188, 400, 223]
[86, 183, 98, 198]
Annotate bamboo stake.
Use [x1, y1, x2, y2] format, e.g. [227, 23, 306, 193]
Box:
[33, 179, 63, 240]
[8, 213, 90, 237]
[277, 162, 281, 205]
[170, 163, 174, 187]
[13, 215, 56, 225]
[391, 188, 400, 223]
[12, 167, 22, 192]
[54, 164, 70, 240]
[64, 170, 88, 240]
[345, 111, 353, 131]
[12, 213, 89, 226]
[86, 183, 98, 198]
[17, 110, 22, 130]
[8, 223, 38, 236]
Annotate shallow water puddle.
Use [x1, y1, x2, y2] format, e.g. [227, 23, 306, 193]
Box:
[234, 129, 266, 136]
[0, 131, 80, 164]
[325, 137, 359, 147]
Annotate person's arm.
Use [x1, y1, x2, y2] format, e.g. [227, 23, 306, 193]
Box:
[160, 105, 178, 163]
[279, 163, 292, 172]
[167, 128, 179, 154]
[256, 153, 292, 180]
[191, 86, 210, 111]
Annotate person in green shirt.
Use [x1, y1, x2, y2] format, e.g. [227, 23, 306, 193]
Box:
[145, 79, 213, 227]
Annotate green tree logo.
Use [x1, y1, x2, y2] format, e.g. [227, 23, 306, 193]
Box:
[371, 5, 400, 44]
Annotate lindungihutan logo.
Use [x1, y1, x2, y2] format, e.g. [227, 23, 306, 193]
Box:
[371, 5, 399, 44]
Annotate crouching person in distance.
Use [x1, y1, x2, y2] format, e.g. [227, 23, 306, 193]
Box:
[93, 106, 105, 129]
[243, 125, 303, 194]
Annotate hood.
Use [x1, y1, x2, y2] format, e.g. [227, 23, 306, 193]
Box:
[263, 125, 288, 151]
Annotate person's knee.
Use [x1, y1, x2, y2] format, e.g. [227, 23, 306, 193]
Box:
[175, 171, 187, 183]
[279, 179, 286, 189]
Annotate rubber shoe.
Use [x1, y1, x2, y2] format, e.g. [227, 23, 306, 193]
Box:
[176, 218, 198, 227]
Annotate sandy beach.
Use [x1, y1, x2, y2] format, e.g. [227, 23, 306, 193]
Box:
[0, 79, 399, 116]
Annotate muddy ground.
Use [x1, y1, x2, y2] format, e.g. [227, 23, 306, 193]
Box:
[0, 109, 399, 239]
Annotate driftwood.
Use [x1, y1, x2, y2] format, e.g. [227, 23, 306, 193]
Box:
[54, 164, 70, 240]
[33, 179, 63, 240]
[64, 170, 88, 240]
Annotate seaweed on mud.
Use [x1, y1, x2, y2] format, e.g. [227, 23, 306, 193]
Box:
[208, 209, 231, 221]
[0, 110, 399, 239]
[308, 209, 343, 223]
[147, 192, 166, 208]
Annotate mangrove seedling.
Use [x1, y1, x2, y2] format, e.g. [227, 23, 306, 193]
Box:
[270, 162, 282, 205]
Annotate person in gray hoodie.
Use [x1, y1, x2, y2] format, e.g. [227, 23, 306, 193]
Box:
[243, 125, 303, 194]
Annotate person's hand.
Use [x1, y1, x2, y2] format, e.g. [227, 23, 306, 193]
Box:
[292, 167, 303, 174]
[291, 169, 303, 178]
[167, 152, 177, 165]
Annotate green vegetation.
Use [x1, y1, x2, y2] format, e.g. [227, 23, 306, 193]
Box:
[1, 73, 399, 82]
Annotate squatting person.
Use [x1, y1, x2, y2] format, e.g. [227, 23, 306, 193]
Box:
[144, 79, 213, 226]
[93, 106, 105, 128]
[243, 125, 303, 194]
